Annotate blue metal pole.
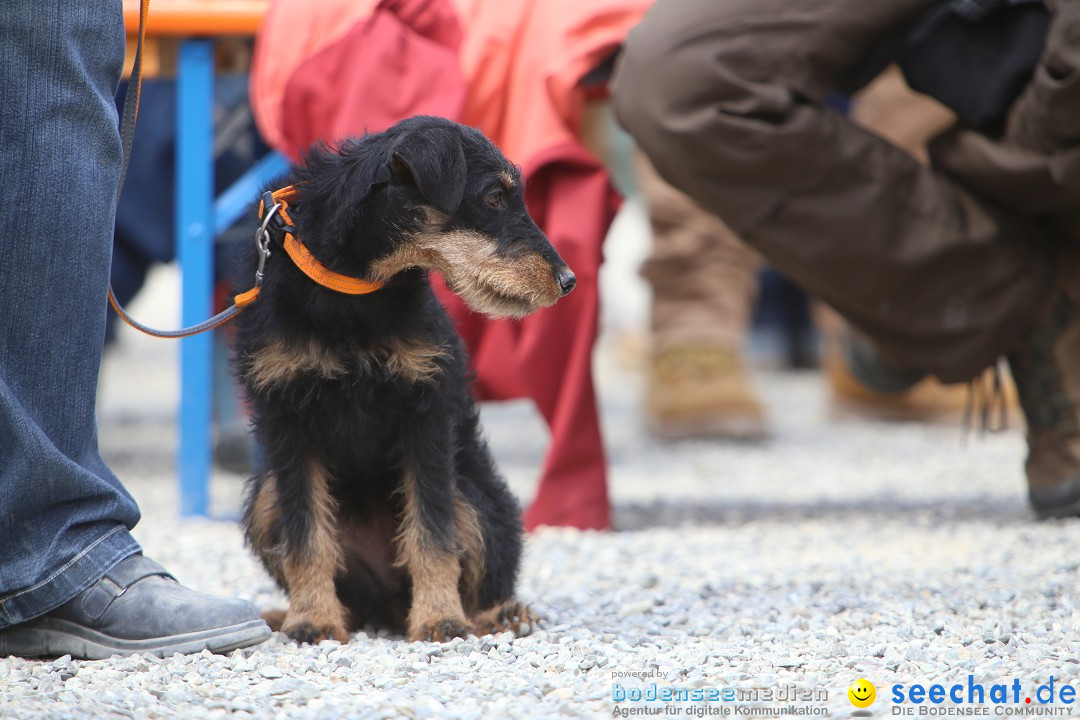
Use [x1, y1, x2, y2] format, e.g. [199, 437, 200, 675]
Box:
[176, 39, 214, 517]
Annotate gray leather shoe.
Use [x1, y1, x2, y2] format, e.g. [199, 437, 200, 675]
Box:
[0, 554, 270, 659]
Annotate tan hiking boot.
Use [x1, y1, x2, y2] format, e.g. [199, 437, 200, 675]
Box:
[826, 331, 985, 422]
[825, 354, 974, 422]
[818, 308, 1003, 423]
[1007, 295, 1080, 518]
[646, 344, 767, 440]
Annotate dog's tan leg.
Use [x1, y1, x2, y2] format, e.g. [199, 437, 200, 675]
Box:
[279, 460, 349, 644]
[245, 473, 286, 586]
[396, 464, 473, 642]
[454, 495, 487, 615]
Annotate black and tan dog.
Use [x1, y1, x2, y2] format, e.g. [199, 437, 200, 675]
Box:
[232, 116, 575, 643]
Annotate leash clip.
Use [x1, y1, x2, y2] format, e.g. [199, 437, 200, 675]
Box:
[254, 201, 281, 287]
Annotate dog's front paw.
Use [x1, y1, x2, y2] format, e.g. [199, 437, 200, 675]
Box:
[281, 616, 349, 645]
[408, 617, 473, 643]
[472, 600, 540, 637]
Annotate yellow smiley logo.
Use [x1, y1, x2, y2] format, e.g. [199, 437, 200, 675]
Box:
[848, 679, 876, 708]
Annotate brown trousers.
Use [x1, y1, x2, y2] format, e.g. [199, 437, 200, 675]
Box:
[614, 0, 1080, 382]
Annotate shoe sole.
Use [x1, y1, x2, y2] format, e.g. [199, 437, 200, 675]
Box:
[0, 617, 271, 660]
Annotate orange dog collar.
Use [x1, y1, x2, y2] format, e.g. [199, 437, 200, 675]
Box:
[258, 185, 385, 296]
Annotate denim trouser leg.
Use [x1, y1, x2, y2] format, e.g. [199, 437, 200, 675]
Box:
[0, 0, 142, 627]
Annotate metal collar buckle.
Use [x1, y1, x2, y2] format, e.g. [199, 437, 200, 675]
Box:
[254, 200, 281, 287]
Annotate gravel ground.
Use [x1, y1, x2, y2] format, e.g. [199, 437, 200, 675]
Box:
[4, 237, 1080, 719]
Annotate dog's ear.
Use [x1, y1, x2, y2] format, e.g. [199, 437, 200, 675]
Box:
[390, 126, 467, 215]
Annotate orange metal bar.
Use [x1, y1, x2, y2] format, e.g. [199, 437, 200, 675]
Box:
[123, 0, 269, 37]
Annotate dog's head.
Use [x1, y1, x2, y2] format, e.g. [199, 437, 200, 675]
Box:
[304, 117, 575, 319]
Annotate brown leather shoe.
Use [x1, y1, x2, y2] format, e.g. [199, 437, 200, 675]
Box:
[1008, 295, 1080, 518]
[646, 344, 767, 441]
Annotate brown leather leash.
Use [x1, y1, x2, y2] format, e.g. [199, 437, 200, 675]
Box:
[108, 0, 383, 340]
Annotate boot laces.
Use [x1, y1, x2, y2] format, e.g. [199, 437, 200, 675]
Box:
[962, 359, 1008, 442]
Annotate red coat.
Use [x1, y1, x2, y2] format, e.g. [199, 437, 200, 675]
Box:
[250, 0, 649, 530]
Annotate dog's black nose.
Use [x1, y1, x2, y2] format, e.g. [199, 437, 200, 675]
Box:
[556, 267, 576, 296]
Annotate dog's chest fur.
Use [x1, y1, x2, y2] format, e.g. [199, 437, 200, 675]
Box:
[236, 283, 471, 476]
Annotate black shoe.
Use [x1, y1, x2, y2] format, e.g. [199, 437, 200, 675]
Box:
[0, 554, 270, 659]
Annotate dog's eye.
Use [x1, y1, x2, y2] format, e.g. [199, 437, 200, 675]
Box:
[485, 190, 504, 208]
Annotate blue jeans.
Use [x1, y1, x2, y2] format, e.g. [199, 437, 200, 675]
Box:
[0, 0, 142, 627]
